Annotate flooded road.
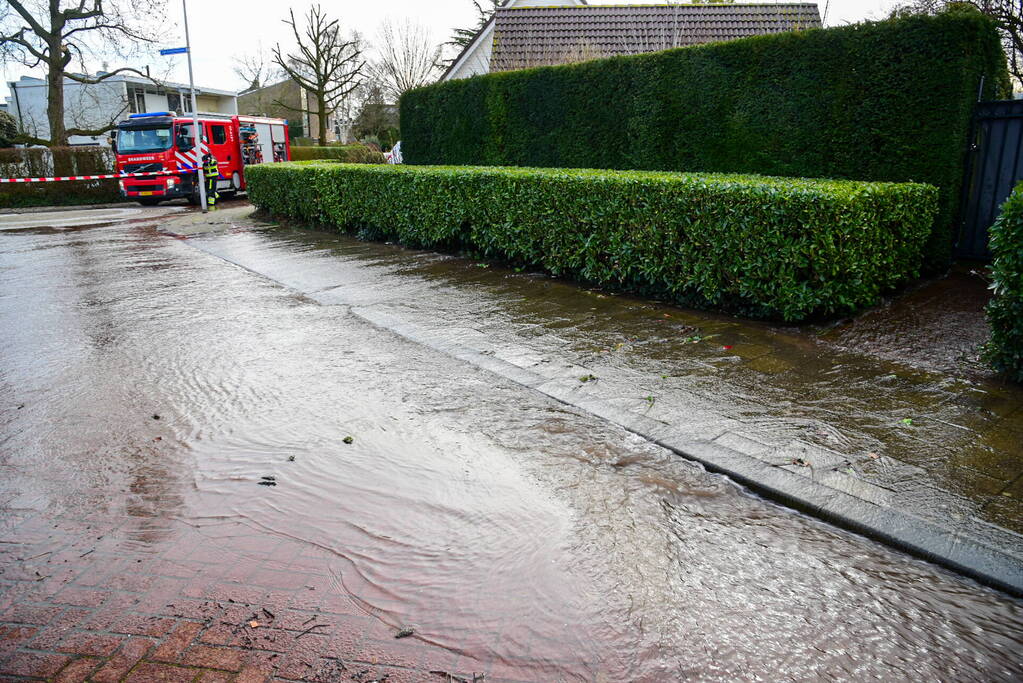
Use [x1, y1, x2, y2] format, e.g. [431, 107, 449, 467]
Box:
[1, 209, 1021, 681]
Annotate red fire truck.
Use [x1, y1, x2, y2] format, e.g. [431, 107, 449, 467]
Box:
[113, 112, 291, 206]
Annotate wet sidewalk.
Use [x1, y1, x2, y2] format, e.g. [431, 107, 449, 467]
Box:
[1, 205, 1021, 682]
[173, 206, 1023, 592]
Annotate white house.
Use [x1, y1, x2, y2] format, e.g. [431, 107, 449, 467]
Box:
[4, 73, 238, 146]
[445, 0, 587, 81]
[442, 0, 822, 81]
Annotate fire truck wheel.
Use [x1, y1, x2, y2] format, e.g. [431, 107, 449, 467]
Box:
[186, 190, 200, 206]
[138, 198, 162, 207]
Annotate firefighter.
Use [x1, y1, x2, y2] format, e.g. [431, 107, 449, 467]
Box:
[202, 152, 220, 208]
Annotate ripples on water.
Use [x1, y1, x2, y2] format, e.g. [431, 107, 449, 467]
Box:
[0, 221, 1020, 681]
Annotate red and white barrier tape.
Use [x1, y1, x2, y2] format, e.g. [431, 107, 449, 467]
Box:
[0, 170, 188, 184]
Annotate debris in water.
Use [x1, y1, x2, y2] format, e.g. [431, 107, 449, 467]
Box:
[287, 455, 295, 461]
[343, 436, 354, 444]
[258, 476, 277, 487]
[395, 626, 415, 639]
[152, 414, 160, 420]
[579, 374, 597, 383]
[867, 452, 880, 460]
[249, 620, 260, 628]
[901, 418, 914, 425]
[792, 458, 810, 467]
[261, 476, 276, 481]
[722, 345, 733, 351]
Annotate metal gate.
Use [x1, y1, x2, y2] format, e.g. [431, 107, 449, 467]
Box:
[958, 99, 1023, 260]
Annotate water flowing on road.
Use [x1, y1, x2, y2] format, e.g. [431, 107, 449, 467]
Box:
[0, 209, 1020, 681]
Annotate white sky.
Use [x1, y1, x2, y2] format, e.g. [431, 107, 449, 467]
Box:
[0, 0, 901, 100]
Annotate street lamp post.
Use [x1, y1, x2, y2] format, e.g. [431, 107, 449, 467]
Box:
[181, 0, 207, 213]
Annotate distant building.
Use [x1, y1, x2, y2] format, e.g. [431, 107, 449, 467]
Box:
[4, 73, 237, 146]
[443, 0, 822, 81]
[237, 79, 350, 143]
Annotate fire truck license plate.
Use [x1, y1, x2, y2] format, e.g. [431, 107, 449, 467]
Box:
[139, 191, 157, 196]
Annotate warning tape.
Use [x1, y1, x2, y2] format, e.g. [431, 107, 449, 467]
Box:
[0, 170, 192, 184]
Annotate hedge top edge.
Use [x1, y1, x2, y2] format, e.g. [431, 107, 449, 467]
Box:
[278, 160, 936, 195]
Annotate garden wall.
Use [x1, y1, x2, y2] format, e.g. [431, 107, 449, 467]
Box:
[400, 9, 1008, 271]
[246, 162, 937, 322]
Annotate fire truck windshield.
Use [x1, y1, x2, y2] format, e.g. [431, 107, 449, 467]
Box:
[116, 126, 172, 154]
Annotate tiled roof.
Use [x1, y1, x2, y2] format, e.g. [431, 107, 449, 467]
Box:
[490, 3, 822, 71]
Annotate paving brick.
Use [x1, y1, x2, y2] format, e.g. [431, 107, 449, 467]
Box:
[152, 620, 204, 662]
[123, 661, 200, 682]
[198, 671, 235, 682]
[55, 632, 126, 657]
[180, 644, 244, 671]
[52, 656, 101, 682]
[108, 613, 179, 637]
[91, 637, 155, 683]
[53, 587, 108, 607]
[0, 625, 37, 656]
[0, 651, 72, 678]
[30, 608, 94, 650]
[1, 603, 62, 625]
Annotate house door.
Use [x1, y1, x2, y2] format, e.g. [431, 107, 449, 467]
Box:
[958, 99, 1023, 259]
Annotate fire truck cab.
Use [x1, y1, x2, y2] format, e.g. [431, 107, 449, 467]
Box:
[113, 112, 291, 206]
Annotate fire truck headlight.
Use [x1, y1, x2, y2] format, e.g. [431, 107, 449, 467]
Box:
[118, 180, 125, 191]
[166, 177, 177, 187]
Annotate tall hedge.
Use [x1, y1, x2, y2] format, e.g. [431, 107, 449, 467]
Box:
[247, 162, 937, 321]
[401, 9, 1008, 272]
[984, 183, 1023, 382]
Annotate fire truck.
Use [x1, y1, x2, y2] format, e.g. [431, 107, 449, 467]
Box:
[113, 112, 291, 205]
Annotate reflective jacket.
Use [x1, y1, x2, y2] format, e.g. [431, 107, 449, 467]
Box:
[202, 157, 219, 179]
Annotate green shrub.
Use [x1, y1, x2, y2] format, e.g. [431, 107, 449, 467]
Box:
[289, 145, 386, 163]
[0, 147, 123, 208]
[401, 9, 1008, 272]
[247, 162, 938, 321]
[983, 183, 1023, 381]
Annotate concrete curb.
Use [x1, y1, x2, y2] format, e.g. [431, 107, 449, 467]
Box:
[0, 201, 135, 215]
[350, 306, 1023, 598]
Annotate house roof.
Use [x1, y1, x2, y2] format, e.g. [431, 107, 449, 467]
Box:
[490, 3, 822, 71]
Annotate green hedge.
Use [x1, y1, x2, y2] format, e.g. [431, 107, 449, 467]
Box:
[247, 162, 937, 321]
[401, 9, 1008, 272]
[984, 183, 1023, 382]
[289, 145, 386, 163]
[0, 147, 123, 208]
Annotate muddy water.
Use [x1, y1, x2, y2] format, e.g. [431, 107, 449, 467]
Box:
[1, 217, 1021, 681]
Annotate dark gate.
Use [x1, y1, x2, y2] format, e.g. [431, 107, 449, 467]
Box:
[958, 99, 1023, 260]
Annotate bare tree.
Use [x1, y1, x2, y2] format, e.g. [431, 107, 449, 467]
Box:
[272, 5, 365, 146]
[233, 45, 275, 92]
[370, 19, 442, 102]
[0, 0, 165, 146]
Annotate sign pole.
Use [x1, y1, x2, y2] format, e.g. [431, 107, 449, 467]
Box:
[181, 0, 207, 213]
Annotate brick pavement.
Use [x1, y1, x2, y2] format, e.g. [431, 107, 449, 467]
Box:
[0, 512, 495, 683]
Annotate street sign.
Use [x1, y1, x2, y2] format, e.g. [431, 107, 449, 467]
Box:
[159, 47, 188, 55]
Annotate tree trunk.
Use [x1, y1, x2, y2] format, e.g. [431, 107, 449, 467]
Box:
[317, 93, 327, 146]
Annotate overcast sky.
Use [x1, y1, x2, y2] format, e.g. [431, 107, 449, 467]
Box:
[1, 0, 902, 100]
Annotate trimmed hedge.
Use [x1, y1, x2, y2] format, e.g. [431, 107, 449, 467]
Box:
[289, 145, 386, 163]
[247, 162, 938, 321]
[400, 9, 1008, 272]
[0, 147, 123, 208]
[984, 183, 1023, 382]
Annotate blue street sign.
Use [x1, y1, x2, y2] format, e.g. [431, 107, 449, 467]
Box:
[159, 47, 188, 55]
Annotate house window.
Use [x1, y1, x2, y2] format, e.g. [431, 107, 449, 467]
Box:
[128, 87, 146, 113]
[210, 124, 227, 145]
[168, 92, 182, 113]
